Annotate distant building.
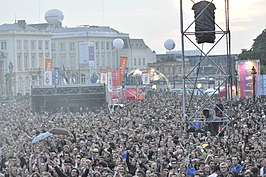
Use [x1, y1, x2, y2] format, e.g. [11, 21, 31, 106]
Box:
[166, 50, 202, 56]
[0, 20, 52, 96]
[152, 53, 237, 88]
[0, 9, 156, 96]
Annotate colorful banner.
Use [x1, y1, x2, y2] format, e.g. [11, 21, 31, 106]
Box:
[238, 60, 260, 99]
[260, 75, 266, 96]
[53, 67, 59, 85]
[107, 72, 112, 92]
[106, 67, 109, 86]
[100, 73, 107, 84]
[112, 70, 119, 89]
[142, 73, 150, 85]
[79, 42, 95, 68]
[119, 56, 128, 86]
[44, 59, 52, 85]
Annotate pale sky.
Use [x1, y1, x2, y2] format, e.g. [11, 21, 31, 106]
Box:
[1, 0, 266, 55]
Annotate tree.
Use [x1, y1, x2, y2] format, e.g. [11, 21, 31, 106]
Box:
[238, 29, 266, 73]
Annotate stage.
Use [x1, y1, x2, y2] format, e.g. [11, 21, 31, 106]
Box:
[31, 84, 106, 113]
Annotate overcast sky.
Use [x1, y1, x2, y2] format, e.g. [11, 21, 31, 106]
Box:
[1, 0, 266, 55]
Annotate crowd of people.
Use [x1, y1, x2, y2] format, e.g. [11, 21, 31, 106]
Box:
[0, 90, 266, 177]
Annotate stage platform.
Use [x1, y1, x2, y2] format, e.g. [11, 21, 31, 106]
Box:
[31, 84, 106, 113]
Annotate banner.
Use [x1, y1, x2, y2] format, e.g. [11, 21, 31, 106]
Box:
[53, 67, 59, 85]
[62, 65, 69, 84]
[119, 56, 128, 85]
[100, 73, 107, 84]
[79, 42, 95, 68]
[260, 75, 266, 96]
[44, 59, 52, 85]
[238, 60, 260, 99]
[107, 72, 112, 92]
[112, 70, 119, 89]
[142, 73, 150, 85]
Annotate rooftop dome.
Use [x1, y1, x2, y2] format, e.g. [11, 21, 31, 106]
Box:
[45, 9, 64, 24]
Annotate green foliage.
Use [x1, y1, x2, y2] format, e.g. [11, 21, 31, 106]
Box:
[238, 29, 266, 74]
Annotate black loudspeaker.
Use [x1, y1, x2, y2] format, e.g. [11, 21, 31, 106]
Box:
[192, 1, 216, 44]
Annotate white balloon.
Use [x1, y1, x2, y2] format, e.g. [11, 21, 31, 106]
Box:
[113, 38, 124, 50]
[164, 39, 175, 50]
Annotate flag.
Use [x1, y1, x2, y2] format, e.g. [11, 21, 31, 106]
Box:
[119, 56, 128, 85]
[101, 73, 107, 84]
[142, 73, 150, 85]
[108, 72, 112, 92]
[44, 59, 52, 85]
[54, 67, 59, 85]
[62, 65, 69, 84]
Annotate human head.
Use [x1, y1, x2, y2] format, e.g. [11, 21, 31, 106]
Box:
[219, 162, 228, 174]
[70, 168, 79, 177]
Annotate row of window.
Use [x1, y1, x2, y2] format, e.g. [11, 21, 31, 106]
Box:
[52, 40, 143, 52]
[17, 53, 50, 69]
[134, 58, 146, 66]
[0, 41, 7, 50]
[52, 41, 115, 52]
[2, 40, 145, 53]
[17, 40, 50, 51]
[16, 54, 147, 70]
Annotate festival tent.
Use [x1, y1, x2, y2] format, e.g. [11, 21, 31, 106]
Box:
[110, 88, 144, 101]
[124, 88, 144, 100]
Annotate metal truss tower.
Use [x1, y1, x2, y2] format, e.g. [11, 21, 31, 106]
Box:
[180, 0, 233, 135]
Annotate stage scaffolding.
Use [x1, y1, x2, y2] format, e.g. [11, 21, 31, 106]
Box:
[31, 84, 106, 113]
[180, 0, 234, 135]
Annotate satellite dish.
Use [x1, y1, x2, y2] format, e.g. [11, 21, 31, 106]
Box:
[45, 9, 64, 24]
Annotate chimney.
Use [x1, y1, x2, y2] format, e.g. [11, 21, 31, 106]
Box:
[17, 20, 26, 29]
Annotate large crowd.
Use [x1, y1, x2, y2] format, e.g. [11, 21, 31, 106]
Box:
[0, 90, 266, 177]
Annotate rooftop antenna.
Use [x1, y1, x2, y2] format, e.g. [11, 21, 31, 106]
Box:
[14, 13, 17, 23]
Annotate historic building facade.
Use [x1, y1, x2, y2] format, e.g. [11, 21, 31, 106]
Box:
[0, 10, 156, 97]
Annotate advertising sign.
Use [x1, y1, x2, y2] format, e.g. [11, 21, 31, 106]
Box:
[238, 60, 260, 99]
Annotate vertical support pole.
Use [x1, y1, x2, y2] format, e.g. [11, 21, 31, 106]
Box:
[180, 0, 186, 131]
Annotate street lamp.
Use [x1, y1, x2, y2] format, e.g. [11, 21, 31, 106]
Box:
[251, 66, 257, 103]
[112, 38, 124, 103]
[113, 38, 124, 50]
[164, 39, 176, 88]
[164, 39, 176, 50]
[113, 38, 124, 67]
